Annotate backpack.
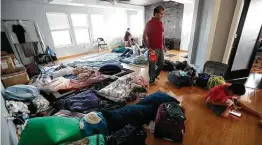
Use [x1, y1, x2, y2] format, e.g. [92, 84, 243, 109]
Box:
[106, 124, 147, 145]
[207, 76, 226, 90]
[168, 71, 192, 88]
[163, 60, 175, 71]
[174, 61, 187, 70]
[154, 102, 186, 143]
[195, 73, 210, 88]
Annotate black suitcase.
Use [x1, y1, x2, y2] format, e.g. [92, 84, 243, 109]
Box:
[163, 60, 175, 71]
[195, 73, 210, 88]
[168, 71, 192, 88]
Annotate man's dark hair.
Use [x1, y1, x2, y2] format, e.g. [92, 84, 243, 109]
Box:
[228, 83, 246, 96]
[153, 6, 164, 16]
[131, 38, 135, 42]
[127, 28, 130, 31]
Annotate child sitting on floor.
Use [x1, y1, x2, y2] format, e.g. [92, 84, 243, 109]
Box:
[205, 83, 262, 127]
[205, 83, 245, 117]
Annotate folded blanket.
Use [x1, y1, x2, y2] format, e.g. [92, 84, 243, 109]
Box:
[55, 90, 100, 112]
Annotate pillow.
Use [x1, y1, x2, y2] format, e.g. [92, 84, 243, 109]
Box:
[4, 85, 39, 101]
[79, 112, 107, 137]
[18, 116, 83, 145]
[99, 64, 121, 75]
[138, 91, 179, 107]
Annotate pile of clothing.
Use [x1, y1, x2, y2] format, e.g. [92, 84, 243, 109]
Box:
[17, 91, 180, 145]
[3, 85, 50, 125]
[3, 51, 183, 145]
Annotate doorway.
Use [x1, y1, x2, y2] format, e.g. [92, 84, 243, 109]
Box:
[226, 0, 262, 89]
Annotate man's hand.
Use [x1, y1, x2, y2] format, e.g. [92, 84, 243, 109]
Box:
[164, 47, 168, 53]
[149, 49, 155, 55]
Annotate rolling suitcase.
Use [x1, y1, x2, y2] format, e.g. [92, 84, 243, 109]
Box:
[168, 71, 191, 88]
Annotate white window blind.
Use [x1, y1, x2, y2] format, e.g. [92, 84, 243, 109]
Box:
[71, 14, 90, 44]
[46, 13, 72, 47]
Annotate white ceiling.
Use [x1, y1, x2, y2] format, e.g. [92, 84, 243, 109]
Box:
[15, 0, 194, 6]
[119, 0, 163, 6]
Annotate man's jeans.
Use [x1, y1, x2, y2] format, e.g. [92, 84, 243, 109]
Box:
[148, 49, 164, 81]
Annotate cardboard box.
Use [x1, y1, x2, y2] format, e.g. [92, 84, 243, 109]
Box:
[1, 55, 16, 74]
[1, 70, 29, 88]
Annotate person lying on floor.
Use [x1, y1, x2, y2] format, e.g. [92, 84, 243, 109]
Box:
[205, 83, 262, 126]
[120, 38, 140, 57]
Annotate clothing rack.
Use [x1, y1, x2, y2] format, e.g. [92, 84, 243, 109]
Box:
[2, 19, 46, 65]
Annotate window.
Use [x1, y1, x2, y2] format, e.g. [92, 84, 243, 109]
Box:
[91, 14, 105, 40]
[71, 14, 90, 44]
[46, 13, 72, 46]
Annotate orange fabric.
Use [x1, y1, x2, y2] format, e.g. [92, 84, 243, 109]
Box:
[205, 85, 232, 103]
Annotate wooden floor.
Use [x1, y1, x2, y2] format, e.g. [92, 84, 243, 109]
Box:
[58, 50, 262, 145]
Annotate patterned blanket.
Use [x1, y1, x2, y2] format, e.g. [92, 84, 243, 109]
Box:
[97, 74, 147, 104]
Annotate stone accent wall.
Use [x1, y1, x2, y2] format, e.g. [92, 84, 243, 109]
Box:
[145, 1, 184, 49]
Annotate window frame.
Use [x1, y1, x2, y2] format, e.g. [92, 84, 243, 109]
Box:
[46, 12, 92, 48]
[46, 12, 73, 47]
[70, 13, 91, 45]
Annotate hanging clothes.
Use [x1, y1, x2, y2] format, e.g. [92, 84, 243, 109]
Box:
[20, 42, 39, 57]
[12, 24, 26, 43]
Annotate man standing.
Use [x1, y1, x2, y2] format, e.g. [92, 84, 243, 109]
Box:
[143, 6, 165, 83]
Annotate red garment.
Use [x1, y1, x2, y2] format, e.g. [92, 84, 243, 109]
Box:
[144, 17, 164, 49]
[124, 31, 131, 41]
[205, 85, 232, 103]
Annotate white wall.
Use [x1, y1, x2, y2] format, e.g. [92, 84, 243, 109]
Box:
[209, 0, 238, 62]
[189, 0, 242, 72]
[1, 0, 144, 58]
[188, 0, 215, 72]
[1, 82, 18, 145]
[180, 2, 194, 51]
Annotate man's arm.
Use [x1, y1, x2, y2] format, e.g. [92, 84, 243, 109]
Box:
[143, 33, 150, 49]
[143, 24, 151, 50]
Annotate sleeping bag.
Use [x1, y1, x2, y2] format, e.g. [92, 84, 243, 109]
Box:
[18, 116, 83, 145]
[102, 91, 179, 132]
